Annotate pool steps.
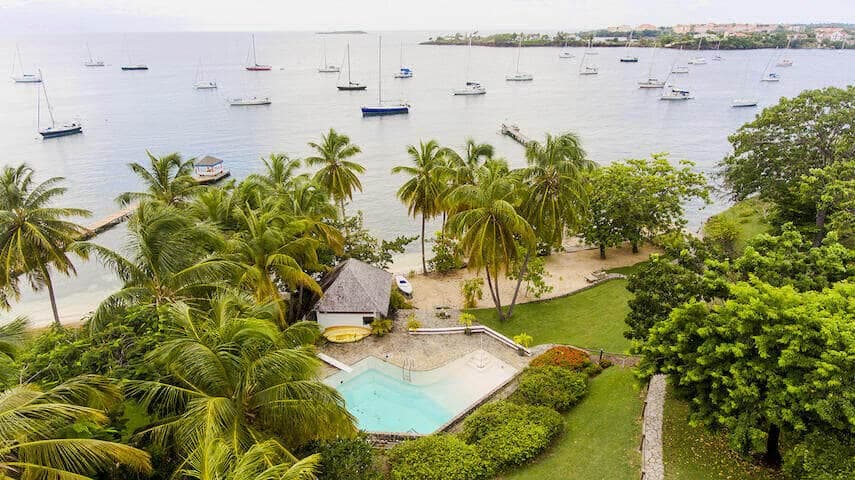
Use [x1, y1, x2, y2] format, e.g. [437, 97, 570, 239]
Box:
[317, 352, 353, 372]
[408, 326, 532, 356]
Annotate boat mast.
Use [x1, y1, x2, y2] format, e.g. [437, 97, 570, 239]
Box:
[251, 34, 257, 65]
[648, 43, 657, 78]
[515, 37, 522, 73]
[378, 36, 382, 104]
[87, 43, 93, 63]
[465, 32, 473, 82]
[38, 70, 56, 127]
[399, 42, 404, 69]
[347, 43, 352, 84]
[323, 39, 327, 66]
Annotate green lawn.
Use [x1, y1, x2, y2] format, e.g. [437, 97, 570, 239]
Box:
[606, 261, 649, 276]
[470, 279, 632, 353]
[705, 198, 773, 252]
[663, 387, 785, 480]
[501, 367, 643, 480]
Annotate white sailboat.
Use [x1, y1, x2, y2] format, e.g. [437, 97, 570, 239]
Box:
[638, 43, 665, 88]
[712, 41, 723, 61]
[193, 59, 217, 89]
[688, 38, 706, 65]
[361, 36, 410, 116]
[318, 40, 340, 73]
[760, 49, 780, 82]
[10, 45, 41, 83]
[619, 32, 639, 62]
[671, 46, 689, 74]
[393, 42, 413, 78]
[36, 70, 82, 138]
[84, 43, 105, 67]
[559, 37, 575, 58]
[731, 58, 758, 107]
[245, 34, 271, 71]
[579, 38, 598, 75]
[453, 31, 486, 95]
[337, 43, 367, 90]
[121, 38, 148, 70]
[229, 96, 271, 106]
[776, 39, 794, 67]
[660, 85, 693, 101]
[505, 37, 533, 81]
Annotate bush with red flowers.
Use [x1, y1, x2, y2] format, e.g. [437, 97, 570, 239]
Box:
[529, 346, 591, 371]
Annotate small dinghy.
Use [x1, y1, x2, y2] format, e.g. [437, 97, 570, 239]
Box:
[394, 274, 413, 296]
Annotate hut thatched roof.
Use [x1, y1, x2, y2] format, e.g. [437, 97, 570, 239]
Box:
[314, 259, 392, 317]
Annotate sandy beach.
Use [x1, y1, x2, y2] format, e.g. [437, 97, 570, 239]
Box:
[399, 243, 657, 311]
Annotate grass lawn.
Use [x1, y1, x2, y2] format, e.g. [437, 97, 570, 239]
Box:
[706, 198, 773, 252]
[663, 386, 785, 480]
[606, 261, 649, 276]
[470, 279, 632, 353]
[501, 367, 643, 480]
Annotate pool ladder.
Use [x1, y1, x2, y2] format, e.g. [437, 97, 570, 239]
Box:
[402, 358, 414, 382]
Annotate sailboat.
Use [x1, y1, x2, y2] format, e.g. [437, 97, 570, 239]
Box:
[559, 37, 575, 58]
[84, 43, 104, 67]
[337, 43, 367, 91]
[619, 32, 639, 62]
[193, 59, 217, 89]
[361, 36, 410, 116]
[731, 58, 757, 107]
[638, 43, 665, 88]
[229, 96, 271, 106]
[453, 31, 486, 95]
[712, 41, 723, 61]
[121, 38, 148, 70]
[776, 39, 794, 67]
[671, 46, 689, 73]
[318, 40, 340, 73]
[760, 49, 780, 82]
[506, 37, 533, 81]
[245, 34, 271, 71]
[688, 38, 706, 65]
[36, 70, 82, 138]
[393, 42, 413, 78]
[578, 38, 598, 75]
[10, 45, 41, 83]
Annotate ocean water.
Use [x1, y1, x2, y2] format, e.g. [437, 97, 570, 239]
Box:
[1, 31, 853, 326]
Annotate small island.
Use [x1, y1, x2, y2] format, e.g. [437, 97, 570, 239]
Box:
[316, 30, 368, 34]
[422, 23, 854, 49]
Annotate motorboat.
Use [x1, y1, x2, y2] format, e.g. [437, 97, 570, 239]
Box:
[761, 72, 780, 82]
[453, 81, 486, 95]
[394, 67, 413, 78]
[394, 274, 413, 296]
[660, 86, 693, 100]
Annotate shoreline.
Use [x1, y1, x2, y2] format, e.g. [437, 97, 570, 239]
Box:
[419, 41, 848, 50]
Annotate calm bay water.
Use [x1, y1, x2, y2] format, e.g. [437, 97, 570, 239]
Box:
[1, 31, 853, 326]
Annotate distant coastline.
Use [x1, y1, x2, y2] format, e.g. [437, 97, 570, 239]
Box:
[316, 30, 368, 35]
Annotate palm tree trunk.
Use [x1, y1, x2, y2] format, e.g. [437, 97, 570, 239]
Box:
[421, 213, 427, 274]
[483, 268, 504, 321]
[340, 199, 348, 238]
[41, 265, 62, 328]
[507, 250, 531, 319]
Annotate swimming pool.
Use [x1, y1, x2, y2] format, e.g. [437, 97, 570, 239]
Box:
[324, 350, 517, 434]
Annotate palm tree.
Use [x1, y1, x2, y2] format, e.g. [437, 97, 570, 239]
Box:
[507, 132, 592, 316]
[392, 140, 449, 274]
[305, 129, 365, 222]
[84, 202, 235, 330]
[0, 316, 26, 387]
[0, 164, 90, 327]
[248, 153, 307, 197]
[446, 164, 535, 320]
[0, 375, 151, 479]
[229, 205, 324, 326]
[441, 138, 495, 187]
[182, 437, 320, 480]
[129, 298, 355, 476]
[116, 151, 198, 206]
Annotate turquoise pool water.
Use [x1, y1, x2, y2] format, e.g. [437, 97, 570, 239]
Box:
[324, 352, 517, 434]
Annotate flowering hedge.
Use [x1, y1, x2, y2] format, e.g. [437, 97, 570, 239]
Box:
[529, 346, 591, 371]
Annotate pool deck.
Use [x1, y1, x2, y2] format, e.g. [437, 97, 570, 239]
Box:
[318, 308, 546, 378]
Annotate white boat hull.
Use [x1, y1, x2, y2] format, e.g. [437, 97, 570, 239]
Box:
[453, 82, 486, 95]
[559, 52, 575, 58]
[505, 73, 533, 81]
[229, 97, 271, 106]
[394, 275, 413, 296]
[731, 99, 758, 107]
[194, 81, 217, 89]
[688, 58, 707, 65]
[638, 79, 666, 88]
[11, 74, 41, 83]
[318, 66, 340, 73]
[671, 67, 689, 74]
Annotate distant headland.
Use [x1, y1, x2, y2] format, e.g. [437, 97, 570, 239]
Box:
[316, 30, 368, 35]
[421, 23, 854, 50]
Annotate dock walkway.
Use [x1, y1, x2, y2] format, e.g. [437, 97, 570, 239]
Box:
[80, 204, 137, 240]
[500, 123, 530, 146]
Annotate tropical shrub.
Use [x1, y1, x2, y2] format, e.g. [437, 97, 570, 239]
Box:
[460, 277, 484, 308]
[516, 366, 588, 411]
[306, 435, 382, 480]
[783, 432, 855, 480]
[389, 287, 413, 313]
[460, 401, 562, 471]
[388, 435, 492, 480]
[507, 250, 553, 299]
[529, 346, 591, 371]
[513, 332, 533, 348]
[428, 231, 463, 273]
[405, 314, 421, 331]
[370, 318, 393, 336]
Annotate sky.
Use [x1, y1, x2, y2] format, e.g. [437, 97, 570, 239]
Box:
[0, 0, 852, 33]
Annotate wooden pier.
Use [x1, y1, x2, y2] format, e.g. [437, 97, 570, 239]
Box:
[500, 123, 530, 146]
[193, 170, 231, 185]
[79, 204, 137, 240]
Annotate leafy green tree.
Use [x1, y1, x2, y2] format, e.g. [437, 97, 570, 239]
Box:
[0, 316, 26, 388]
[428, 231, 463, 274]
[248, 153, 307, 196]
[719, 86, 855, 245]
[447, 164, 535, 320]
[0, 375, 151, 478]
[392, 140, 450, 274]
[580, 155, 709, 258]
[332, 212, 416, 270]
[305, 129, 365, 222]
[116, 151, 198, 206]
[130, 299, 355, 476]
[639, 280, 855, 466]
[0, 164, 90, 326]
[796, 159, 855, 247]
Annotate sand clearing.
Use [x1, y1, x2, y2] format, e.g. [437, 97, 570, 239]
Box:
[403, 244, 657, 310]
